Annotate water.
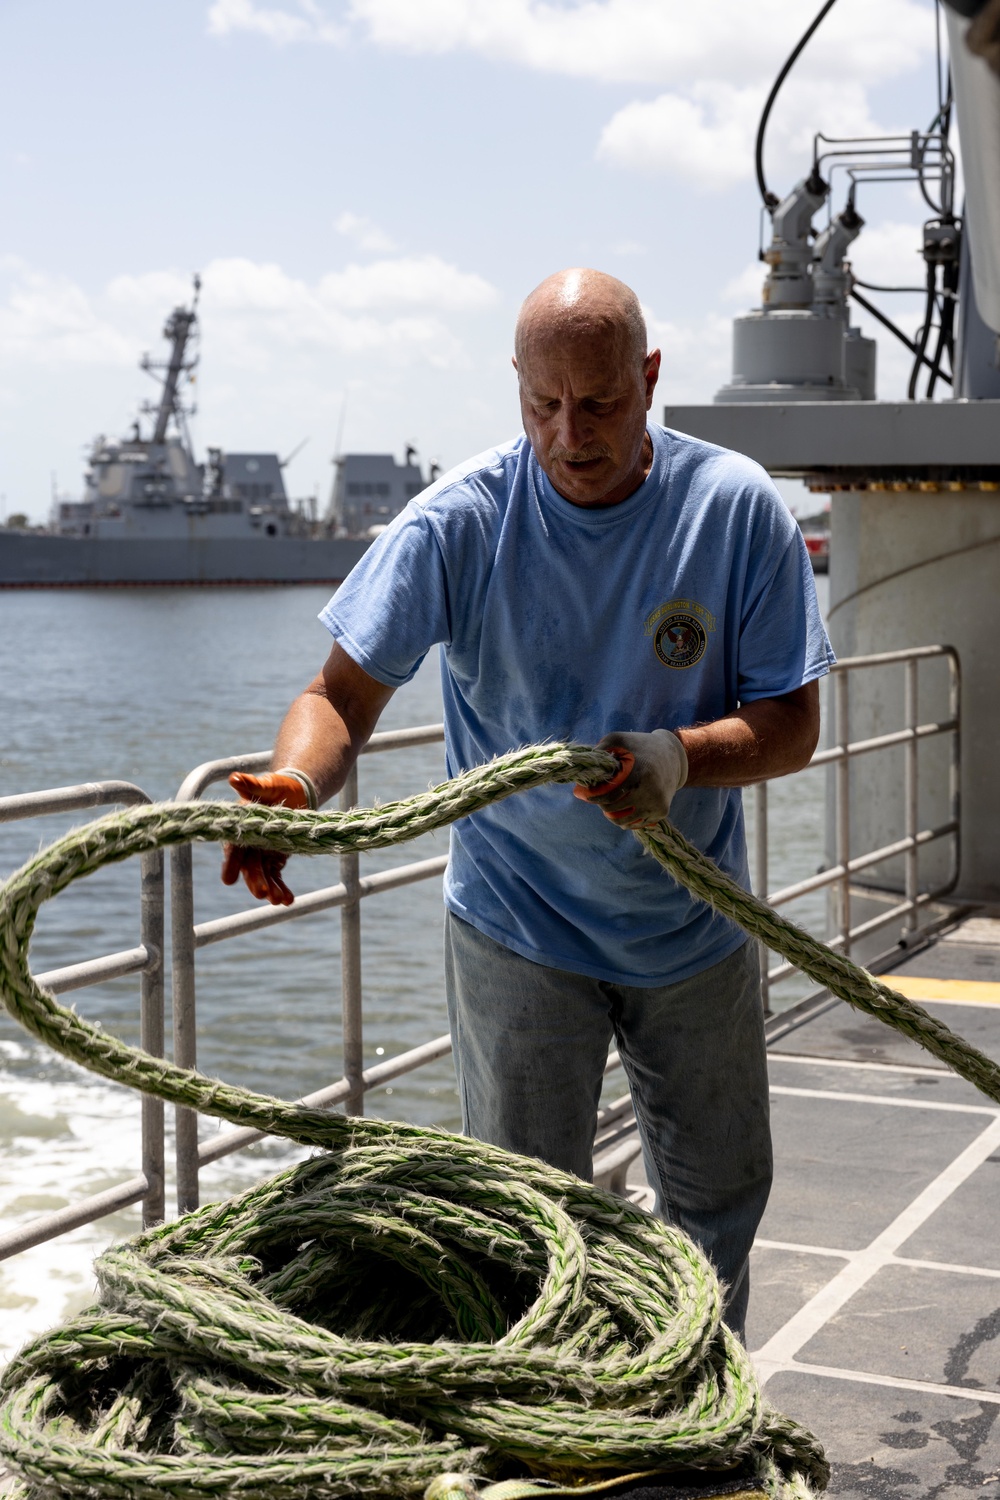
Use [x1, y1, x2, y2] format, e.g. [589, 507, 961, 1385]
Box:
[0, 580, 829, 1357]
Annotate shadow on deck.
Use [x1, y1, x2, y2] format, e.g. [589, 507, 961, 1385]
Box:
[613, 912, 1000, 1497]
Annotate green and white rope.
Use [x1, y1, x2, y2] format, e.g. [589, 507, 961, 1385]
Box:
[0, 739, 992, 1500]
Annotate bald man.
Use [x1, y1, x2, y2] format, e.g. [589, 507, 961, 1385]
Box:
[223, 269, 833, 1338]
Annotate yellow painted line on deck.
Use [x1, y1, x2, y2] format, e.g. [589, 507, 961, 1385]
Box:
[876, 975, 1000, 1006]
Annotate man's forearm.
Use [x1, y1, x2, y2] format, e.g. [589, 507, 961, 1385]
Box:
[676, 683, 819, 788]
[271, 688, 358, 806]
[269, 644, 396, 805]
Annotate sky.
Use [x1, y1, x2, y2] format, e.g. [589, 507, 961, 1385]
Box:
[0, 0, 953, 521]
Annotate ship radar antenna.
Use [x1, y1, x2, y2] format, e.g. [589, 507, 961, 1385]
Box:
[139, 273, 202, 453]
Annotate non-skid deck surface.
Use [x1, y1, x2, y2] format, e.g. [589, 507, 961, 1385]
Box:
[5, 923, 1000, 1498]
[623, 918, 1000, 1492]
[750, 918, 1000, 1495]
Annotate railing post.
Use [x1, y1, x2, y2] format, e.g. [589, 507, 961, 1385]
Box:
[170, 843, 200, 1213]
[753, 781, 771, 1015]
[139, 849, 165, 1227]
[340, 764, 364, 1116]
[949, 649, 961, 891]
[835, 670, 851, 957]
[904, 658, 920, 934]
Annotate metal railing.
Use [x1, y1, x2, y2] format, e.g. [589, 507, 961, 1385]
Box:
[754, 645, 961, 1018]
[0, 644, 961, 1258]
[169, 723, 449, 1212]
[0, 782, 165, 1259]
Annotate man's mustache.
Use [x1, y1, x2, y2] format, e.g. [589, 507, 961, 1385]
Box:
[549, 446, 612, 464]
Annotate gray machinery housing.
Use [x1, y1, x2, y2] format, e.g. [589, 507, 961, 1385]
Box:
[716, 178, 877, 403]
[669, 2, 1000, 905]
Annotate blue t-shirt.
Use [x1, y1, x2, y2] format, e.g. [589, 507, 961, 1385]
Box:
[321, 423, 834, 986]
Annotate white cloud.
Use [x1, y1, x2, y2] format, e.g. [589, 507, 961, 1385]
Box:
[319, 255, 497, 312]
[846, 218, 928, 289]
[721, 261, 768, 308]
[347, 0, 931, 87]
[335, 211, 396, 253]
[644, 304, 733, 403]
[0, 253, 499, 376]
[208, 0, 935, 200]
[0, 261, 135, 366]
[598, 74, 904, 190]
[598, 86, 759, 189]
[207, 0, 345, 43]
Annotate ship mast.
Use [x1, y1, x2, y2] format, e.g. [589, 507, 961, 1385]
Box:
[141, 275, 201, 446]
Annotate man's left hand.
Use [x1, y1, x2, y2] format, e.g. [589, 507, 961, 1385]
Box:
[574, 729, 688, 828]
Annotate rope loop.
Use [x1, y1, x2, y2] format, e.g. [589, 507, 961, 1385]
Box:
[1, 738, 992, 1498]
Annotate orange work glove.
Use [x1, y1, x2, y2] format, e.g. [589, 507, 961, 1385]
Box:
[573, 730, 688, 828]
[220, 771, 310, 906]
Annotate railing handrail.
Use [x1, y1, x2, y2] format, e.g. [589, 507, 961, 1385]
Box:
[167, 720, 449, 1215]
[0, 777, 167, 1246]
[828, 643, 958, 672]
[0, 779, 153, 823]
[754, 641, 960, 1012]
[1, 642, 962, 1262]
[174, 723, 446, 802]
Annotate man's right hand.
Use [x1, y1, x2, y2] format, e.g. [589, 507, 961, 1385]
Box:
[220, 771, 309, 906]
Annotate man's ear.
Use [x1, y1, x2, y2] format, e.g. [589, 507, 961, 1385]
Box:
[511, 355, 518, 371]
[643, 349, 661, 408]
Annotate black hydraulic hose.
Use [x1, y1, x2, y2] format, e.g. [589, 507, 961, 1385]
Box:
[926, 256, 960, 397]
[907, 265, 940, 400]
[853, 279, 953, 295]
[848, 288, 953, 386]
[924, 308, 950, 398]
[755, 0, 840, 208]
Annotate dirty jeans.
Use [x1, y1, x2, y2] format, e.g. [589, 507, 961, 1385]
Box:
[444, 913, 772, 1339]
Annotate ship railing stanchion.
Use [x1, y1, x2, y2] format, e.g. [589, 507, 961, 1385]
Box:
[139, 847, 166, 1226]
[753, 780, 770, 1014]
[835, 668, 851, 958]
[170, 841, 200, 1215]
[340, 764, 365, 1117]
[0, 779, 164, 1259]
[904, 657, 920, 935]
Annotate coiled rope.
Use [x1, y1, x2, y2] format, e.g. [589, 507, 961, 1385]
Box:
[1, 741, 996, 1500]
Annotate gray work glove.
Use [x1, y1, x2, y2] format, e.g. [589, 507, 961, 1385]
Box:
[574, 729, 689, 828]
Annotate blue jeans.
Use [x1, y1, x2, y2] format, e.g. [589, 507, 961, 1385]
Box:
[444, 913, 772, 1339]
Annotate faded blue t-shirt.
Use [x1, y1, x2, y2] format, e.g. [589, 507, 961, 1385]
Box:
[320, 423, 834, 986]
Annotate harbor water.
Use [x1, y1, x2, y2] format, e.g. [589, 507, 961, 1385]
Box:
[0, 579, 829, 1359]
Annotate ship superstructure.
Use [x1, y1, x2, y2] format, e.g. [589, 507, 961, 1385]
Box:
[0, 282, 429, 586]
[329, 450, 429, 539]
[52, 280, 308, 548]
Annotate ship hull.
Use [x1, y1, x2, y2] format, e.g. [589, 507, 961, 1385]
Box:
[0, 534, 370, 588]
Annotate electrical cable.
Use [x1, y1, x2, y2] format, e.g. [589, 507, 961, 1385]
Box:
[848, 287, 953, 385]
[907, 262, 940, 399]
[853, 279, 955, 295]
[925, 242, 960, 396]
[755, 0, 840, 208]
[918, 155, 944, 216]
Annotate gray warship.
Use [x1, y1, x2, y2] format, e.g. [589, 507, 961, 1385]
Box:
[0, 279, 425, 588]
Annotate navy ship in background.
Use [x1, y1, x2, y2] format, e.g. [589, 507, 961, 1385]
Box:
[0, 279, 428, 587]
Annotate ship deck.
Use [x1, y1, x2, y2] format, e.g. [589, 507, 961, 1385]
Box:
[622, 911, 1000, 1496]
[4, 917, 1000, 1496]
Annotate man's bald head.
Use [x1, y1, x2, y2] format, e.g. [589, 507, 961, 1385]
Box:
[514, 268, 648, 369]
[513, 269, 660, 509]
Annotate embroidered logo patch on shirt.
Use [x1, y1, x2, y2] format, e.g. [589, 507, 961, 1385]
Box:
[645, 598, 716, 669]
